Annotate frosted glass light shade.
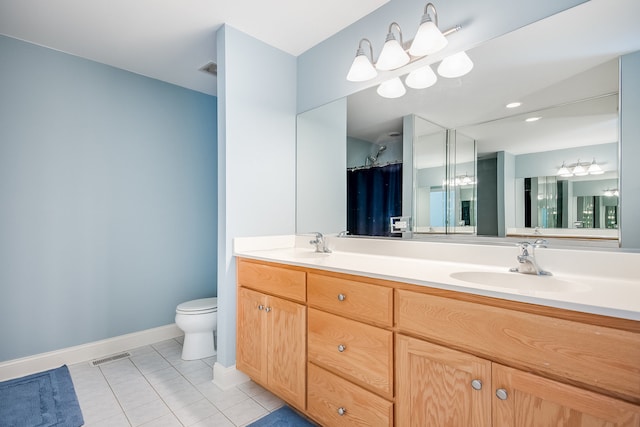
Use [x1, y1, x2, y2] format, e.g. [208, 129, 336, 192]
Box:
[405, 65, 437, 89]
[377, 77, 406, 98]
[437, 51, 474, 78]
[409, 19, 448, 56]
[588, 159, 604, 175]
[376, 35, 410, 71]
[557, 162, 572, 177]
[573, 162, 588, 176]
[347, 52, 377, 82]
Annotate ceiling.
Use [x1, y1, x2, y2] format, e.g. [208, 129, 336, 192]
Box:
[347, 0, 640, 156]
[0, 0, 389, 96]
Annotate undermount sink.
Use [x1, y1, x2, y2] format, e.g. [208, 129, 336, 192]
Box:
[449, 271, 590, 293]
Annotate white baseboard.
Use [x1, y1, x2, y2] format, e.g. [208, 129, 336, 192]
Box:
[0, 324, 183, 381]
[212, 362, 250, 390]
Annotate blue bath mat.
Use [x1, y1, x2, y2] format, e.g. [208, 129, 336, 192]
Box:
[248, 406, 316, 427]
[0, 365, 84, 427]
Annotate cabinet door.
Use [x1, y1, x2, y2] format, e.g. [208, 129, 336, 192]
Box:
[236, 287, 268, 384]
[266, 295, 306, 409]
[493, 364, 640, 427]
[396, 334, 491, 427]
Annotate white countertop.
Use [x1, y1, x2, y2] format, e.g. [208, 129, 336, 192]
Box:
[233, 235, 640, 321]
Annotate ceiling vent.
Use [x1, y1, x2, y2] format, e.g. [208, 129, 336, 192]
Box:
[199, 62, 217, 76]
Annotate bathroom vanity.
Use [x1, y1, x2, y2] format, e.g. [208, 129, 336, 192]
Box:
[234, 236, 640, 426]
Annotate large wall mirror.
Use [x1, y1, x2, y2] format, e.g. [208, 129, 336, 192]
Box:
[296, 0, 640, 247]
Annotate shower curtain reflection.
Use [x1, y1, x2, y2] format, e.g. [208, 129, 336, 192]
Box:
[347, 163, 402, 236]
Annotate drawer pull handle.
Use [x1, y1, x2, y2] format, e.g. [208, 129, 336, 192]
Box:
[337, 344, 346, 352]
[338, 293, 346, 301]
[471, 379, 482, 390]
[258, 305, 264, 310]
[337, 407, 347, 416]
[265, 307, 272, 313]
[496, 388, 508, 400]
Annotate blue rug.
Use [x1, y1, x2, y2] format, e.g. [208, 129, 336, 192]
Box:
[0, 365, 84, 427]
[248, 406, 316, 427]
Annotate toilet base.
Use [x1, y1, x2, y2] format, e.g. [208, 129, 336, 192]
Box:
[181, 331, 216, 360]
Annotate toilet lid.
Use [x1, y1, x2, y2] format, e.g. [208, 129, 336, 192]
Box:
[177, 297, 218, 313]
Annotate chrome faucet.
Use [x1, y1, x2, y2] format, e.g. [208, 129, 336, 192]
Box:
[309, 232, 331, 253]
[509, 239, 551, 276]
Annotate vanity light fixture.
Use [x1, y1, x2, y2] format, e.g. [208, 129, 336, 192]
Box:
[409, 3, 448, 56]
[587, 158, 604, 175]
[377, 77, 407, 98]
[405, 65, 438, 89]
[557, 162, 573, 177]
[572, 159, 588, 176]
[346, 2, 467, 96]
[437, 51, 474, 78]
[557, 159, 605, 177]
[376, 22, 411, 71]
[346, 39, 377, 82]
[603, 189, 619, 197]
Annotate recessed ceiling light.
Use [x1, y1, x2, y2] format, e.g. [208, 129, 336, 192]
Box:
[525, 117, 541, 122]
[506, 102, 522, 108]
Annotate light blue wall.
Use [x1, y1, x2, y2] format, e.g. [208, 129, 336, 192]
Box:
[0, 35, 218, 362]
[296, 0, 587, 113]
[216, 25, 297, 367]
[620, 51, 640, 248]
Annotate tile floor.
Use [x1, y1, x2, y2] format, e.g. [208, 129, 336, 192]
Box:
[68, 337, 284, 426]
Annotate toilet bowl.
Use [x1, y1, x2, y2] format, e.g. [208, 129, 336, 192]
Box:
[175, 297, 217, 360]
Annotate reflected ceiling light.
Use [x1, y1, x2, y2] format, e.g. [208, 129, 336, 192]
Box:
[557, 162, 573, 177]
[377, 77, 407, 98]
[409, 3, 448, 56]
[376, 22, 410, 71]
[557, 159, 606, 177]
[506, 102, 522, 109]
[587, 158, 604, 175]
[525, 117, 541, 122]
[346, 38, 377, 82]
[405, 65, 438, 89]
[437, 51, 474, 78]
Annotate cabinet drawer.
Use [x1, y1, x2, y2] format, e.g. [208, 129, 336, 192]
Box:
[308, 273, 393, 326]
[307, 363, 393, 427]
[396, 289, 640, 404]
[308, 308, 393, 398]
[237, 259, 306, 302]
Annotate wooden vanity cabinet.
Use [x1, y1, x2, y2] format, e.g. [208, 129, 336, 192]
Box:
[395, 288, 640, 426]
[236, 260, 306, 409]
[306, 272, 394, 426]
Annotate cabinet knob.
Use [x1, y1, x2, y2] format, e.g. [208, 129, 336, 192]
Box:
[337, 407, 347, 416]
[338, 293, 346, 301]
[258, 305, 264, 310]
[337, 344, 346, 352]
[471, 379, 482, 390]
[496, 388, 508, 400]
[265, 307, 272, 313]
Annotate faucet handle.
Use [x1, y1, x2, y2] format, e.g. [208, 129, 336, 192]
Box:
[338, 231, 349, 237]
[532, 238, 548, 248]
[516, 241, 531, 256]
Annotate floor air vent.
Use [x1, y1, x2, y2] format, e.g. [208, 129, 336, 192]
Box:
[91, 352, 131, 366]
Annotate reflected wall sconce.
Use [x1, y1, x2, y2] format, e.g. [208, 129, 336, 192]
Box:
[603, 189, 619, 197]
[557, 158, 605, 177]
[346, 2, 470, 98]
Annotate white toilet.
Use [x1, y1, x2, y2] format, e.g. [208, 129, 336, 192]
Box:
[175, 297, 218, 360]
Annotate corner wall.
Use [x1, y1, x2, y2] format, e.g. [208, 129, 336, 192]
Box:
[216, 25, 297, 368]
